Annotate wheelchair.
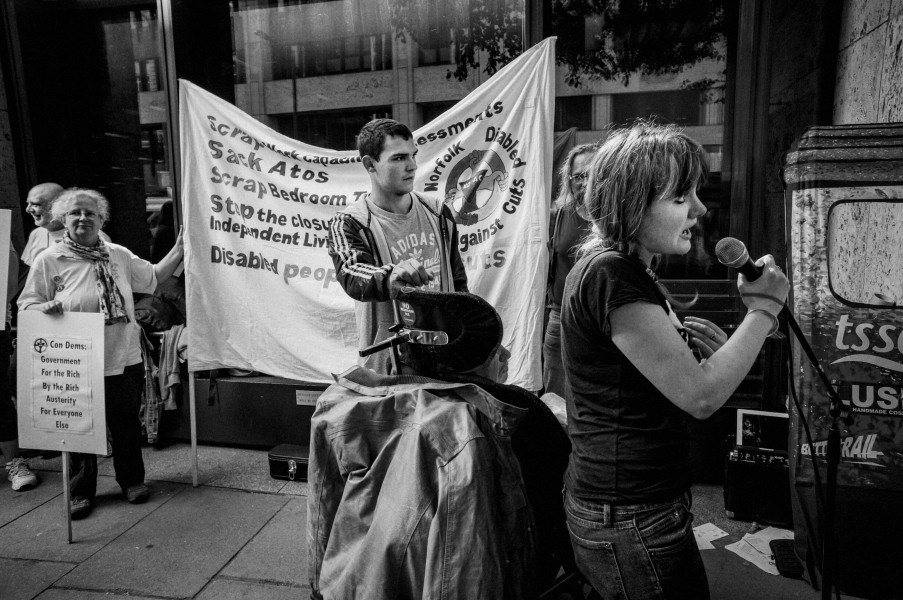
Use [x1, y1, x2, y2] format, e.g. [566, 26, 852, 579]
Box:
[351, 288, 601, 600]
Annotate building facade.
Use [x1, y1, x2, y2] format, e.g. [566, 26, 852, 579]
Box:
[0, 0, 900, 447]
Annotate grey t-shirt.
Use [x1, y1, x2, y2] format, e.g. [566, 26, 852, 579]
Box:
[367, 198, 442, 291]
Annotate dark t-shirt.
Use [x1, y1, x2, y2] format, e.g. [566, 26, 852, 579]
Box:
[561, 249, 691, 504]
[548, 204, 591, 307]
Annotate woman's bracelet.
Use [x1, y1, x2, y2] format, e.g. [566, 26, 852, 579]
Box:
[746, 308, 780, 337]
[741, 292, 785, 307]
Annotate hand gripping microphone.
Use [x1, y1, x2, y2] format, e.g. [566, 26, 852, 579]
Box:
[714, 236, 851, 426]
[714, 237, 763, 281]
[715, 237, 781, 339]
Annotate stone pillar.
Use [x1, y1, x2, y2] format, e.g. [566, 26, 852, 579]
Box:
[392, 32, 417, 127]
[593, 94, 612, 131]
[700, 88, 724, 125]
[241, 11, 275, 127]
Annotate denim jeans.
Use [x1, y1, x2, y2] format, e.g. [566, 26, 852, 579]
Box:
[564, 488, 710, 600]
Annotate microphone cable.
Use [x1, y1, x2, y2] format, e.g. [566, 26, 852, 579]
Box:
[783, 306, 842, 600]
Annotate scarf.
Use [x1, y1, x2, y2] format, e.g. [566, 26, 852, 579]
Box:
[63, 233, 129, 325]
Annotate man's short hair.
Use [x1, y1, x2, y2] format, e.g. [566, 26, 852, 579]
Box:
[357, 118, 413, 160]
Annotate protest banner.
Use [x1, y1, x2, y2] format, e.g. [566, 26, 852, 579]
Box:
[181, 38, 554, 388]
[16, 312, 106, 455]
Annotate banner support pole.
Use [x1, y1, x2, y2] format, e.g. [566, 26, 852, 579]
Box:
[61, 450, 72, 543]
[188, 371, 198, 487]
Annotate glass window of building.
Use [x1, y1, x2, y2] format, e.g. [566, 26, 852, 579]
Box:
[549, 3, 727, 279]
[5, 0, 727, 279]
[554, 96, 592, 131]
[5, 1, 173, 259]
[228, 0, 524, 142]
[421, 101, 458, 126]
[611, 90, 704, 127]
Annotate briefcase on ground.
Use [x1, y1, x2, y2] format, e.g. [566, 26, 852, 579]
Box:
[268, 444, 309, 482]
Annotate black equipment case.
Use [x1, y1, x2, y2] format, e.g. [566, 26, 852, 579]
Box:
[724, 450, 792, 527]
[723, 409, 792, 527]
[268, 444, 310, 482]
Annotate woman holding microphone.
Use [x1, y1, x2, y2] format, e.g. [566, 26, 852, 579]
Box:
[560, 121, 788, 599]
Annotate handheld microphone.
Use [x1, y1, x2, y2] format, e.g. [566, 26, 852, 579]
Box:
[716, 237, 786, 342]
[715, 237, 763, 281]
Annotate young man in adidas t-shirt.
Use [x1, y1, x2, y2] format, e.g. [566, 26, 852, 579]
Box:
[328, 119, 468, 373]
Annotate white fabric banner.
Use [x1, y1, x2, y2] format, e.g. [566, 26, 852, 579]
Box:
[181, 38, 554, 389]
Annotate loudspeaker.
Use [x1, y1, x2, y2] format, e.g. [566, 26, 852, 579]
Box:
[724, 456, 792, 527]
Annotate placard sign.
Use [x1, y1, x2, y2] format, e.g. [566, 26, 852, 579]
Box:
[17, 312, 106, 455]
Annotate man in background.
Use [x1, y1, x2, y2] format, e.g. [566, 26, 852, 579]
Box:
[1, 243, 38, 491]
[21, 183, 65, 267]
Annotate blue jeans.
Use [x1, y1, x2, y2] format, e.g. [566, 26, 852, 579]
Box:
[564, 489, 709, 600]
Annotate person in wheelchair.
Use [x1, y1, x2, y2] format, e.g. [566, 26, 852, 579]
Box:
[307, 287, 572, 600]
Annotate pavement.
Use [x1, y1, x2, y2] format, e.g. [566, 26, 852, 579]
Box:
[1, 442, 858, 600]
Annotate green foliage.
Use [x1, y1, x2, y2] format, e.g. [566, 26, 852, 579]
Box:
[447, 0, 523, 81]
[389, 0, 725, 87]
[555, 0, 726, 86]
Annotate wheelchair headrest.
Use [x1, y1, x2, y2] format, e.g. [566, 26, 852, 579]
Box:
[394, 287, 503, 375]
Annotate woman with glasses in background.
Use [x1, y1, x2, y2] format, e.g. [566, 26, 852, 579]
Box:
[543, 142, 598, 397]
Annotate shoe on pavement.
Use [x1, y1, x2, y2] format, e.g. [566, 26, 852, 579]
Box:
[125, 483, 150, 504]
[6, 457, 39, 491]
[70, 497, 93, 520]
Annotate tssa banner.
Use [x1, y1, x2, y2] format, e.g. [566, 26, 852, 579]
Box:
[784, 123, 903, 596]
[786, 174, 903, 485]
[180, 38, 554, 388]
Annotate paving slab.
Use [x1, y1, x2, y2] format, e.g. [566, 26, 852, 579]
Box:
[39, 444, 299, 494]
[96, 443, 286, 493]
[221, 496, 308, 585]
[56, 486, 288, 598]
[193, 447, 285, 493]
[35, 589, 158, 600]
[28, 453, 114, 474]
[0, 470, 62, 528]
[0, 476, 181, 562]
[703, 542, 822, 600]
[275, 479, 308, 496]
[195, 578, 309, 600]
[0, 558, 75, 600]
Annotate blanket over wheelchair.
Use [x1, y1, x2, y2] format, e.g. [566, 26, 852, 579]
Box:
[307, 366, 549, 600]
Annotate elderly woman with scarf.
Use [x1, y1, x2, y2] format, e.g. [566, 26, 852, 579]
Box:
[19, 188, 183, 519]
